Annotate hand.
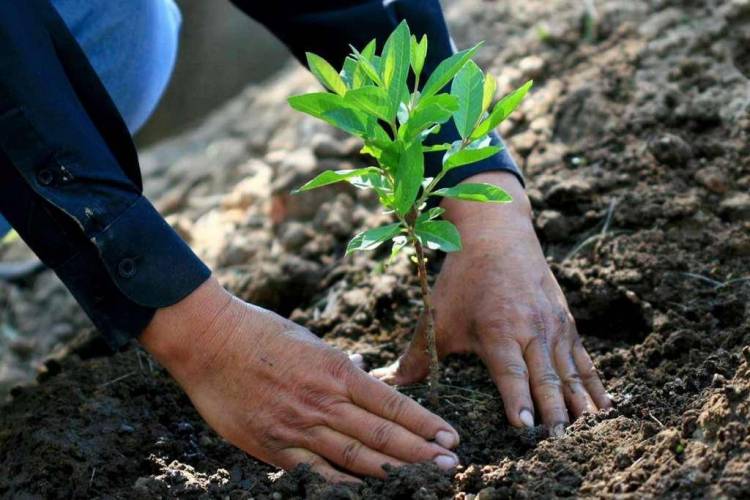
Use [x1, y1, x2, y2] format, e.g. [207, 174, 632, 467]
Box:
[372, 172, 612, 434]
[140, 278, 460, 482]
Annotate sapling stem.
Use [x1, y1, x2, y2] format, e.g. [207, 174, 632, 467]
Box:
[412, 234, 440, 405]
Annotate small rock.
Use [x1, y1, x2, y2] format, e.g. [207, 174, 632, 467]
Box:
[694, 166, 729, 193]
[649, 133, 692, 166]
[536, 209, 571, 242]
[719, 193, 750, 221]
[519, 55, 545, 79]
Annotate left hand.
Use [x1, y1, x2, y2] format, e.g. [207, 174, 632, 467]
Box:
[372, 172, 612, 434]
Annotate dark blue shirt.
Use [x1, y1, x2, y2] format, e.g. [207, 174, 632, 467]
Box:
[0, 0, 522, 350]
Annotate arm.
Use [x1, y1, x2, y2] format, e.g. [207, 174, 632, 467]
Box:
[0, 0, 459, 480]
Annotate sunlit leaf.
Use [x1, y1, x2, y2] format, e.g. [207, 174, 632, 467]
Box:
[482, 73, 497, 112]
[346, 223, 403, 254]
[421, 43, 482, 99]
[400, 94, 459, 141]
[382, 21, 412, 118]
[430, 183, 512, 203]
[393, 141, 424, 215]
[415, 220, 462, 252]
[345, 86, 391, 122]
[471, 80, 533, 139]
[443, 143, 502, 170]
[410, 34, 428, 77]
[306, 52, 347, 96]
[451, 60, 485, 138]
[293, 167, 380, 193]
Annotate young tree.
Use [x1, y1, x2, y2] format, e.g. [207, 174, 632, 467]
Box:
[290, 21, 531, 402]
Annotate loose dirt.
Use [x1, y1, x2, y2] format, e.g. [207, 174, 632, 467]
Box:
[1, 0, 748, 498]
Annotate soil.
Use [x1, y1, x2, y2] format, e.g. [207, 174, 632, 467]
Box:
[1, 0, 749, 498]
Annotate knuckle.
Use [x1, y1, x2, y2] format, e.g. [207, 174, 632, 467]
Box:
[326, 353, 355, 382]
[499, 361, 529, 381]
[562, 372, 583, 388]
[369, 422, 395, 451]
[382, 391, 409, 420]
[341, 440, 363, 469]
[536, 371, 563, 391]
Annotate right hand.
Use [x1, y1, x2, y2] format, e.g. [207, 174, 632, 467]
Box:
[140, 278, 460, 483]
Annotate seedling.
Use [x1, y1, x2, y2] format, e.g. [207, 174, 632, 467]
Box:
[289, 21, 531, 402]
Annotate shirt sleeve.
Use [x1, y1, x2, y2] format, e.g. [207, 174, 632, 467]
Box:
[230, 0, 524, 191]
[0, 0, 210, 349]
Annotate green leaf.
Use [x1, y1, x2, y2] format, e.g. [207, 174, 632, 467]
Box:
[451, 60, 485, 138]
[430, 183, 512, 203]
[422, 143, 452, 152]
[400, 94, 459, 142]
[482, 73, 497, 112]
[410, 34, 428, 77]
[415, 220, 462, 252]
[393, 141, 424, 215]
[421, 43, 482, 99]
[416, 206, 446, 223]
[350, 41, 383, 86]
[288, 93, 369, 136]
[443, 144, 502, 170]
[345, 86, 391, 122]
[293, 167, 379, 193]
[342, 56, 367, 89]
[346, 223, 402, 254]
[382, 21, 412, 117]
[389, 235, 408, 262]
[471, 80, 533, 139]
[306, 52, 347, 96]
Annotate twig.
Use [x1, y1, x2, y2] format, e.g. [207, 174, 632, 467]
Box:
[89, 467, 96, 487]
[99, 371, 134, 388]
[648, 412, 664, 428]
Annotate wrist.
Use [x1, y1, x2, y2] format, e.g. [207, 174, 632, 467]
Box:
[139, 276, 233, 380]
[441, 171, 533, 229]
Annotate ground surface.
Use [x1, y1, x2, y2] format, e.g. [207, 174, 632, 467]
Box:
[1, 0, 749, 498]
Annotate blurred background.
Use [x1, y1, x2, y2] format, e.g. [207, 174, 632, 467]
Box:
[134, 0, 291, 146]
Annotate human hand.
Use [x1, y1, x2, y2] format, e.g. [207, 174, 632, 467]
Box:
[372, 172, 612, 434]
[140, 278, 460, 482]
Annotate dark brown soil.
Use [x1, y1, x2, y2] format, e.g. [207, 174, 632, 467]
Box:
[1, 0, 749, 498]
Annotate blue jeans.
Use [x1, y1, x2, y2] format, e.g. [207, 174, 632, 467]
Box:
[0, 0, 181, 240]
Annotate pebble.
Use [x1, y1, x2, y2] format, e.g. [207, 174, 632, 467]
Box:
[694, 166, 729, 193]
[648, 133, 692, 166]
[719, 192, 750, 221]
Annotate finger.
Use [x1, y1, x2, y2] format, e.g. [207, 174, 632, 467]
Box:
[306, 426, 408, 478]
[553, 340, 597, 418]
[572, 336, 612, 410]
[349, 353, 365, 371]
[348, 370, 459, 449]
[275, 448, 361, 484]
[370, 314, 430, 386]
[524, 334, 569, 435]
[478, 337, 535, 428]
[327, 403, 456, 464]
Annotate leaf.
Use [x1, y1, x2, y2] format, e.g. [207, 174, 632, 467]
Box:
[346, 223, 403, 254]
[430, 183, 512, 203]
[393, 141, 424, 215]
[420, 43, 482, 99]
[345, 86, 391, 122]
[451, 60, 485, 138]
[288, 93, 369, 136]
[306, 52, 347, 96]
[341, 56, 366, 89]
[422, 143, 452, 152]
[293, 167, 379, 193]
[410, 34, 428, 77]
[389, 235, 408, 262]
[400, 94, 459, 142]
[382, 21, 412, 118]
[471, 80, 533, 139]
[415, 220, 462, 252]
[416, 206, 446, 223]
[443, 144, 502, 170]
[350, 41, 383, 86]
[482, 73, 497, 112]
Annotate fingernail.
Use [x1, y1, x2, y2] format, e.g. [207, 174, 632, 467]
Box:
[349, 353, 363, 364]
[433, 454, 458, 471]
[519, 409, 535, 428]
[551, 424, 566, 438]
[435, 430, 458, 449]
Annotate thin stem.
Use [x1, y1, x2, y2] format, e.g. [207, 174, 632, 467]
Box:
[411, 233, 440, 404]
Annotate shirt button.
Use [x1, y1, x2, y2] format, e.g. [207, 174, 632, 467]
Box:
[117, 258, 137, 278]
[37, 168, 55, 186]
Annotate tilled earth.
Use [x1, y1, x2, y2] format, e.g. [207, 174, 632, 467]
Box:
[1, 0, 749, 498]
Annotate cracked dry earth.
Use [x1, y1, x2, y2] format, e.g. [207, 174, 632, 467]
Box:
[1, 0, 749, 498]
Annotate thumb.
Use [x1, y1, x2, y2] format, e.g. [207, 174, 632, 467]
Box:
[370, 314, 431, 386]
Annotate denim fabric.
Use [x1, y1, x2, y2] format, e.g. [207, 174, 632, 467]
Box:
[0, 0, 181, 243]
